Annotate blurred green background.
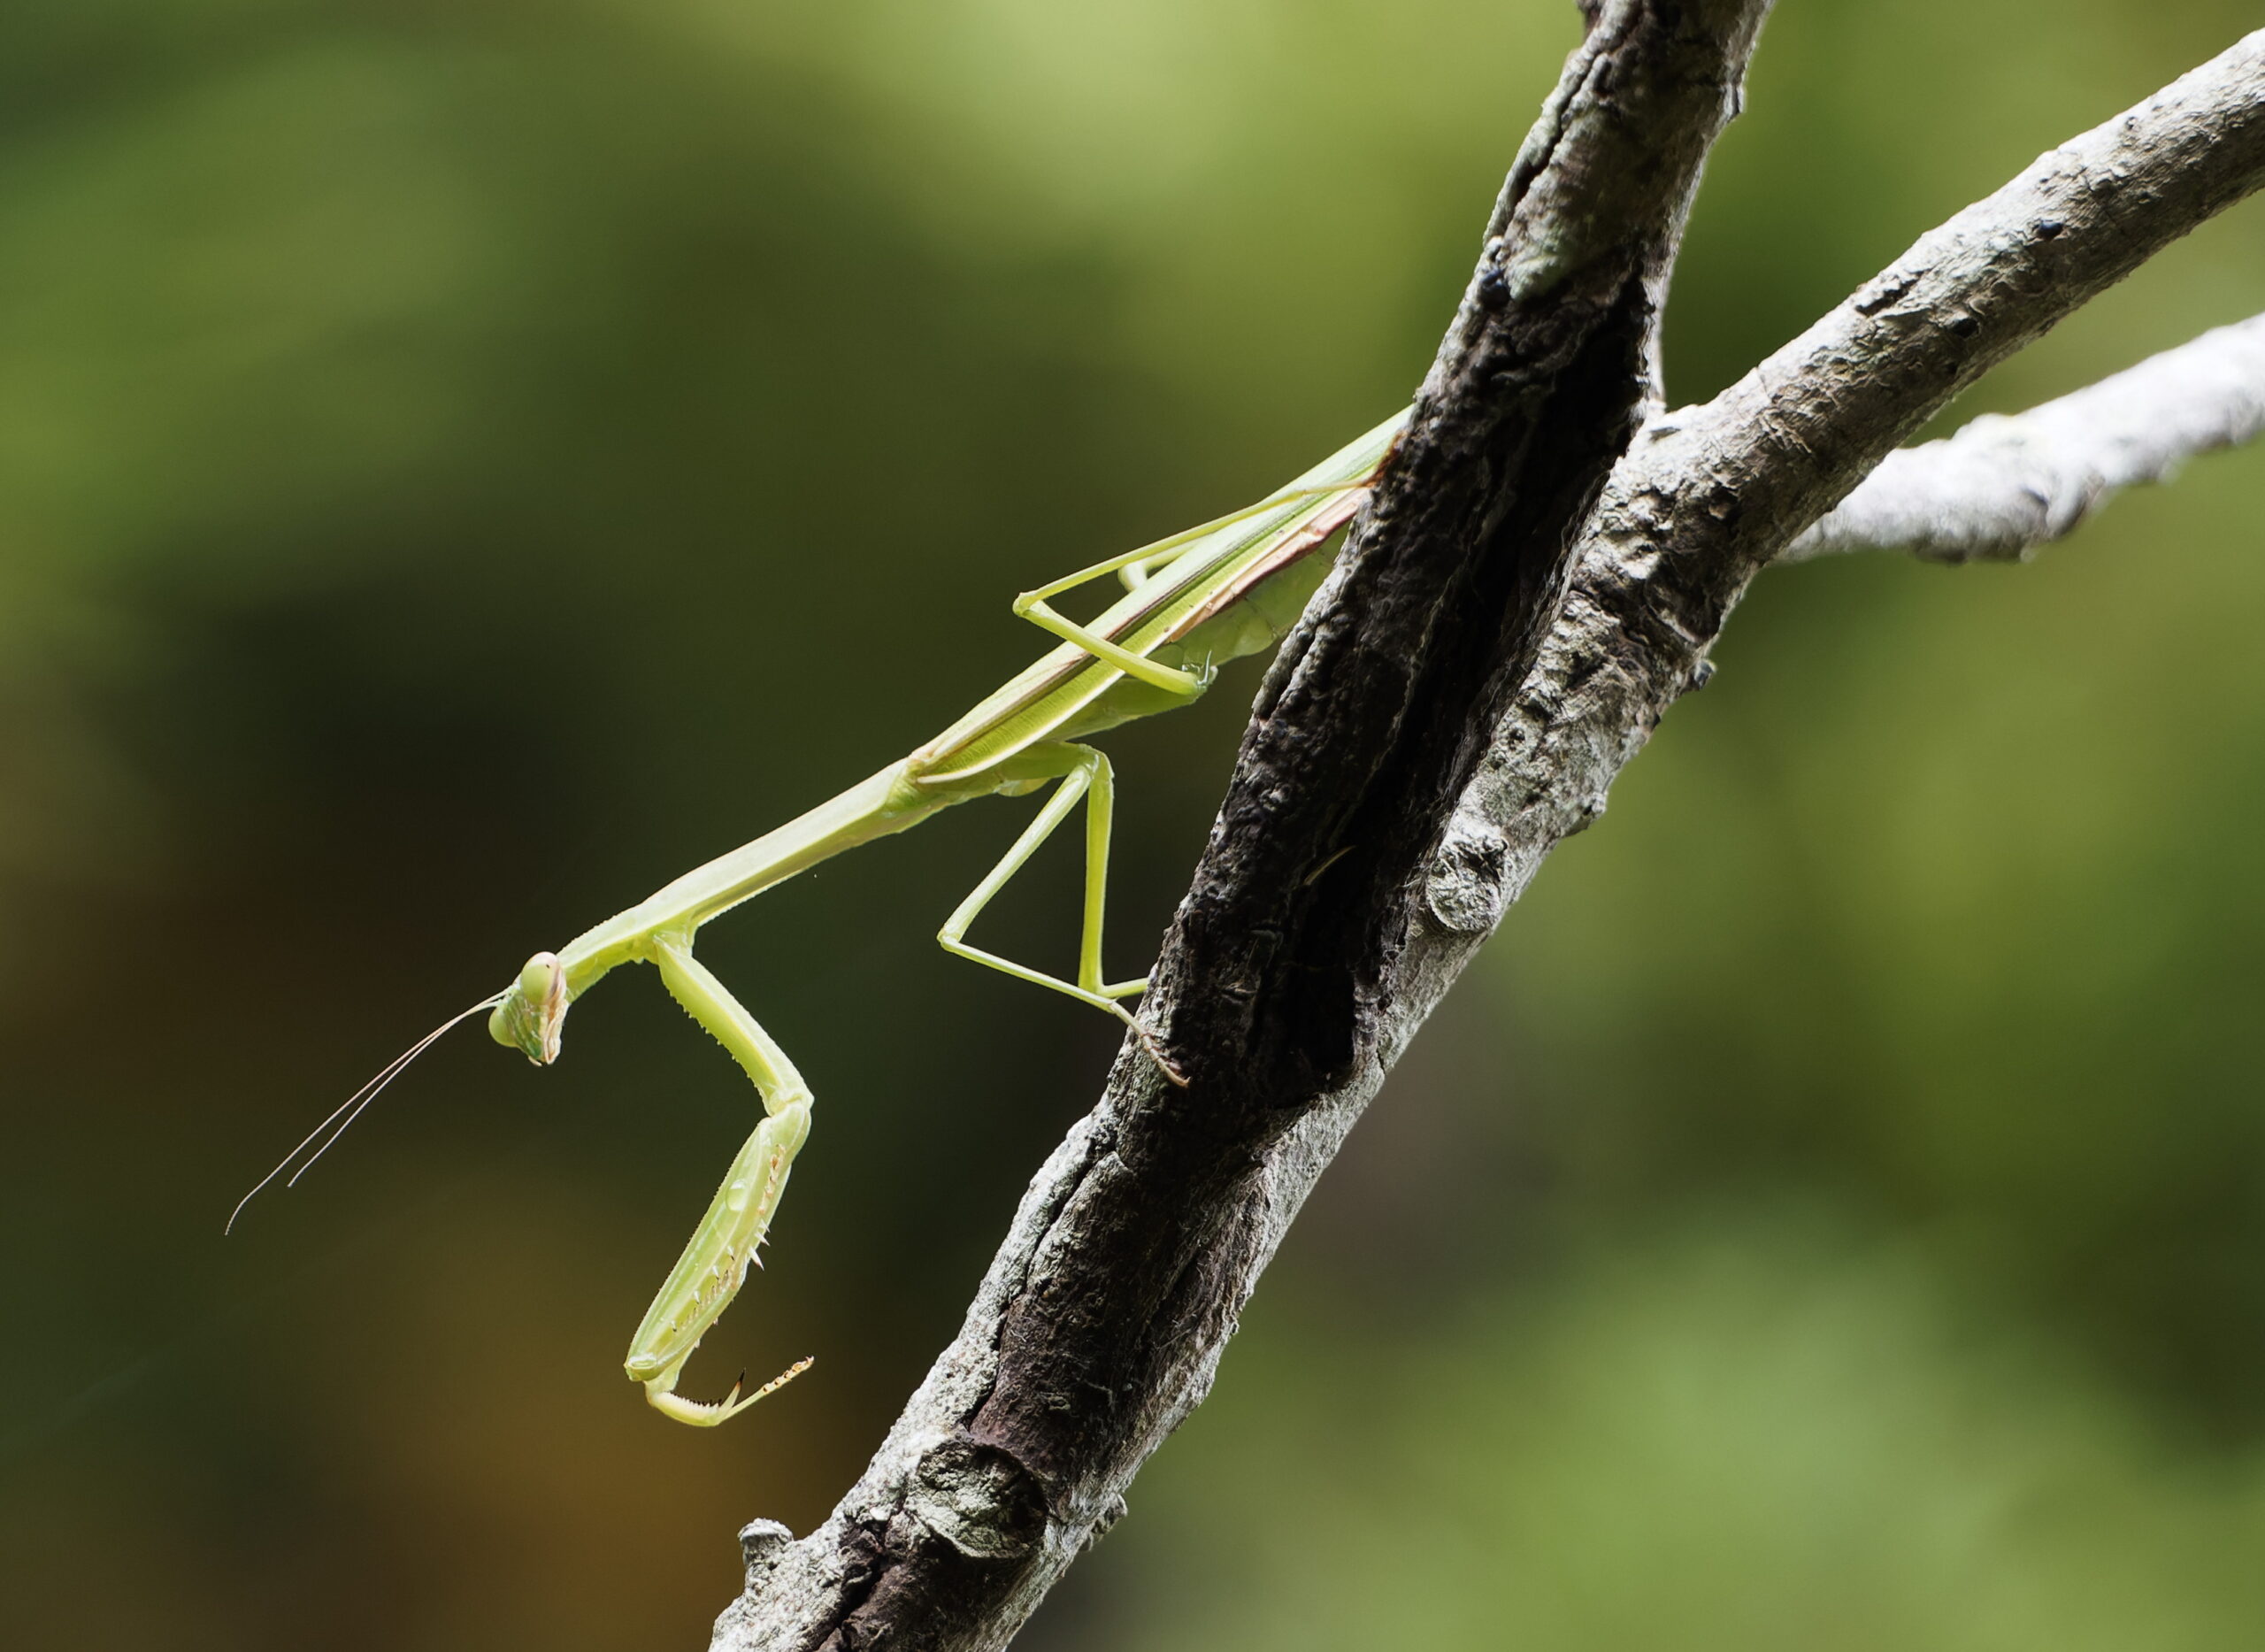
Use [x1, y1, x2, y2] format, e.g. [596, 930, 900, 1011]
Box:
[2, 2, 2261, 1648]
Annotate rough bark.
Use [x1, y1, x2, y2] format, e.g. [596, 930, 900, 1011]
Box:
[712, 22, 2265, 1652]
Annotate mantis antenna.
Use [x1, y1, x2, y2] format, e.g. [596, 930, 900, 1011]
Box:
[226, 992, 507, 1234]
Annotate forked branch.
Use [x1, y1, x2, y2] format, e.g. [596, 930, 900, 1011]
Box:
[711, 19, 2265, 1652]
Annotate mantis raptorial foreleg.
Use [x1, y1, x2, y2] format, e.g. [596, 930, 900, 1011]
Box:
[936, 742, 1148, 1020]
[627, 938, 815, 1425]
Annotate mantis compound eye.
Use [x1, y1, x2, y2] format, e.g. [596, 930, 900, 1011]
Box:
[518, 951, 563, 1003]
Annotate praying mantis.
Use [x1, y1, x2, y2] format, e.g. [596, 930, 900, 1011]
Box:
[238, 403, 1409, 1426]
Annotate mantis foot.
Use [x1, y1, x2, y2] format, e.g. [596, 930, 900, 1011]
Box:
[1109, 1001, 1189, 1087]
[643, 1356, 814, 1427]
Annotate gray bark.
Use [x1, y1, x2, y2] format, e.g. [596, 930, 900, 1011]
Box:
[712, 21, 2265, 1652]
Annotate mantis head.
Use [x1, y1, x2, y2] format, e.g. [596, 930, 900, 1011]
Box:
[489, 950, 569, 1064]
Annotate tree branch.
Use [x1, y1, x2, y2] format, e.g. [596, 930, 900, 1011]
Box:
[1783, 311, 2265, 563]
[712, 22, 2265, 1652]
[714, 4, 1773, 1648]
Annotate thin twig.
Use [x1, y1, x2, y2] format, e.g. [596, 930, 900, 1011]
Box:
[1784, 312, 2265, 563]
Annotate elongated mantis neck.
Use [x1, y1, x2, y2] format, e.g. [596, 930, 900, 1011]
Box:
[552, 763, 964, 993]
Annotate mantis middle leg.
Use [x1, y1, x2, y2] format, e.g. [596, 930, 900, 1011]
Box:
[626, 936, 816, 1425]
[937, 742, 1148, 1023]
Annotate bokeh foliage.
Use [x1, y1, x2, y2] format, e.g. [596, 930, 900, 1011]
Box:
[0, 3, 2260, 1648]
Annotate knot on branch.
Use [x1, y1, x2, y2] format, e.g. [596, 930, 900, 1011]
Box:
[904, 1435, 1050, 1563]
[1427, 822, 1511, 935]
[738, 1518, 797, 1580]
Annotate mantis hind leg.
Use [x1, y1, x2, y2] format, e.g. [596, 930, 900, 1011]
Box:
[938, 743, 1147, 1022]
[1011, 479, 1375, 694]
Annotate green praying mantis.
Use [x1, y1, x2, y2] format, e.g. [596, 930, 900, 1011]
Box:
[233, 403, 1409, 1426]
